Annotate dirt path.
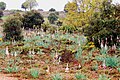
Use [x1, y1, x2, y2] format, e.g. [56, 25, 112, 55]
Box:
[0, 73, 18, 80]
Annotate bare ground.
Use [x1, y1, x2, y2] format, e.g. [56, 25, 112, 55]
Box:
[0, 73, 18, 80]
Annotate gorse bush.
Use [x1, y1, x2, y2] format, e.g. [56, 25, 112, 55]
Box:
[83, 1, 120, 48]
[2, 14, 23, 41]
[23, 10, 44, 29]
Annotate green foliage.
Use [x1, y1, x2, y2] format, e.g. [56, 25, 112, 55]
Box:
[95, 56, 104, 62]
[0, 2, 6, 10]
[96, 55, 120, 68]
[56, 20, 62, 26]
[83, 2, 120, 47]
[52, 73, 63, 80]
[2, 14, 23, 41]
[64, 2, 77, 13]
[98, 74, 110, 80]
[75, 47, 83, 60]
[5, 66, 19, 73]
[0, 10, 3, 18]
[117, 68, 120, 72]
[100, 48, 108, 55]
[59, 25, 77, 33]
[105, 56, 119, 68]
[21, 0, 38, 10]
[30, 68, 39, 78]
[21, 1, 29, 11]
[23, 10, 44, 29]
[75, 73, 86, 80]
[41, 22, 51, 32]
[64, 0, 104, 28]
[49, 8, 56, 12]
[48, 13, 58, 24]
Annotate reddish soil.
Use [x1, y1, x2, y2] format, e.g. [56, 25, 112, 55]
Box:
[0, 73, 18, 80]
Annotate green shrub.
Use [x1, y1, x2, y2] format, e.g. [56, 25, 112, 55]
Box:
[117, 68, 120, 72]
[52, 73, 62, 80]
[0, 10, 3, 18]
[105, 56, 119, 68]
[56, 20, 62, 26]
[0, 2, 6, 10]
[30, 68, 39, 78]
[49, 8, 56, 12]
[5, 66, 19, 73]
[83, 1, 120, 48]
[75, 73, 86, 80]
[75, 47, 83, 60]
[41, 22, 51, 32]
[2, 15, 23, 41]
[95, 56, 104, 62]
[100, 48, 108, 55]
[59, 25, 77, 33]
[23, 10, 44, 29]
[48, 13, 58, 24]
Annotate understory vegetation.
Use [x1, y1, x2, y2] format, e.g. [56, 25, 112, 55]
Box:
[0, 0, 120, 80]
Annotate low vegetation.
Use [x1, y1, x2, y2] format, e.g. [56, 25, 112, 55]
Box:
[0, 0, 120, 80]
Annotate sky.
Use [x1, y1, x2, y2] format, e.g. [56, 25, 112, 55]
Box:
[0, 0, 120, 11]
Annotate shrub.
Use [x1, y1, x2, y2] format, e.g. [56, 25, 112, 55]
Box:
[2, 15, 23, 41]
[75, 73, 86, 80]
[59, 25, 77, 33]
[49, 26, 57, 33]
[56, 20, 62, 26]
[0, 10, 3, 18]
[49, 8, 56, 12]
[5, 66, 19, 73]
[100, 48, 108, 55]
[105, 56, 119, 68]
[75, 47, 83, 60]
[117, 68, 120, 72]
[0, 2, 6, 10]
[52, 73, 62, 80]
[48, 13, 58, 24]
[30, 68, 39, 78]
[23, 10, 44, 29]
[83, 2, 120, 48]
[41, 22, 51, 32]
